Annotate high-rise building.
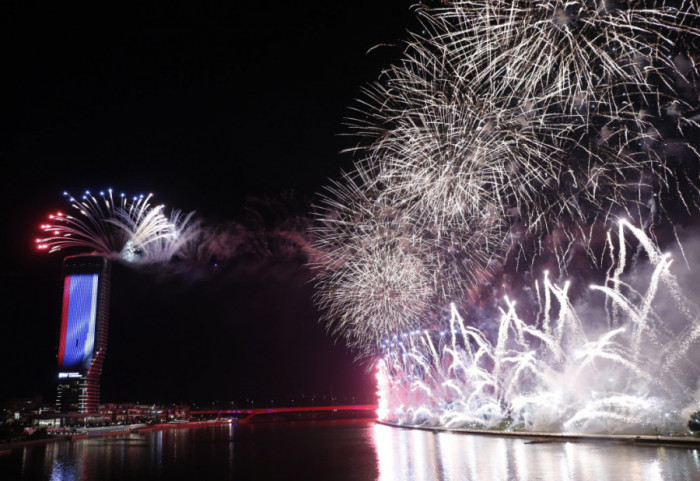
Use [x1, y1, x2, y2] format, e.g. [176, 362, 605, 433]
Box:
[55, 255, 111, 413]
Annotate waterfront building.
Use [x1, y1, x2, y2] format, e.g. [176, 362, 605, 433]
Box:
[55, 256, 111, 413]
[99, 403, 191, 424]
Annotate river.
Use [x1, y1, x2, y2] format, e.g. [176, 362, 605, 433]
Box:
[2, 420, 699, 480]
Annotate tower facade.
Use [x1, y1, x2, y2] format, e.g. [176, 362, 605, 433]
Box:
[55, 255, 111, 413]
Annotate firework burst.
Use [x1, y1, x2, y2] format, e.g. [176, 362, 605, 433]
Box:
[313, 167, 501, 354]
[36, 189, 199, 264]
[376, 223, 700, 434]
[351, 0, 699, 235]
[314, 0, 700, 356]
[422, 1, 700, 108]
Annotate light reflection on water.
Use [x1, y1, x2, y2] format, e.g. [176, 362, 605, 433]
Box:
[2, 421, 700, 480]
[371, 423, 700, 481]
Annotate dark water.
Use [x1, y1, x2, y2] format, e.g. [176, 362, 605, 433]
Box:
[2, 420, 700, 480]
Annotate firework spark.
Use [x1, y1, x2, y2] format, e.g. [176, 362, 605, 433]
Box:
[314, 0, 700, 358]
[351, 0, 699, 236]
[376, 223, 700, 434]
[36, 189, 199, 264]
[313, 167, 501, 354]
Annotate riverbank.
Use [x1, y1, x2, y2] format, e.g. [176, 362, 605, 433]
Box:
[2, 417, 342, 451]
[377, 421, 700, 448]
[0, 436, 71, 451]
[1, 423, 149, 450]
[134, 420, 222, 433]
[49, 423, 146, 437]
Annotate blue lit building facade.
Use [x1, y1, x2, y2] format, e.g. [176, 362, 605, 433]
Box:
[55, 255, 111, 413]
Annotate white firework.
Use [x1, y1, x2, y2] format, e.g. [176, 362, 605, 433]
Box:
[37, 189, 199, 264]
[313, 0, 700, 357]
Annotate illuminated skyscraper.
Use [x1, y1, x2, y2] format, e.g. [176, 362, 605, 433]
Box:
[55, 255, 111, 413]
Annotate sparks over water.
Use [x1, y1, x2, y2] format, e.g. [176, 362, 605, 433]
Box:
[314, 1, 700, 432]
[376, 222, 700, 434]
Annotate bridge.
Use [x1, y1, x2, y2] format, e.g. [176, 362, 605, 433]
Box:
[191, 404, 377, 423]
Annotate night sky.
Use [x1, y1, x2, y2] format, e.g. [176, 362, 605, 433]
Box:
[0, 3, 417, 406]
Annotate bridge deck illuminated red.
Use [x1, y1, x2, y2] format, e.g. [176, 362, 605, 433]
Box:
[191, 404, 377, 422]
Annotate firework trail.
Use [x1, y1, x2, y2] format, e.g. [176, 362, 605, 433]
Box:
[36, 189, 199, 264]
[376, 223, 700, 434]
[314, 0, 700, 357]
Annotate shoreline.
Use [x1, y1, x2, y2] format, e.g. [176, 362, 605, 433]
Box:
[134, 419, 223, 433]
[1, 422, 169, 450]
[2, 416, 373, 451]
[0, 436, 71, 451]
[376, 421, 700, 448]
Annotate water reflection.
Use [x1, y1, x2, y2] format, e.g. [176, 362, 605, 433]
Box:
[371, 423, 700, 481]
[2, 421, 700, 480]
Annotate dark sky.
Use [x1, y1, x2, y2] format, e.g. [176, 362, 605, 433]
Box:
[0, 2, 417, 406]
